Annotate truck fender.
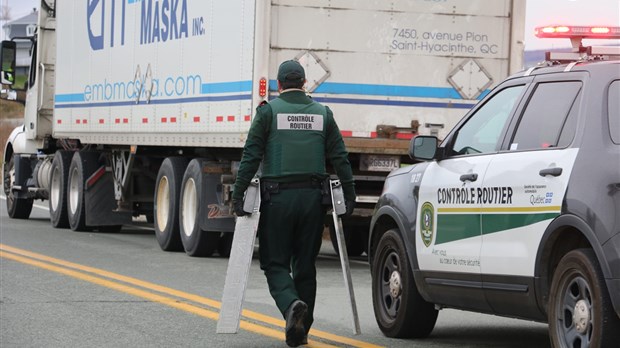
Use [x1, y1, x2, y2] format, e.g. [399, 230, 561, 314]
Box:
[4, 126, 39, 197]
[5, 125, 40, 156]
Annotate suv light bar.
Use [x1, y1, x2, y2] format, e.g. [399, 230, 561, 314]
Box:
[535, 25, 620, 39]
[535, 25, 620, 64]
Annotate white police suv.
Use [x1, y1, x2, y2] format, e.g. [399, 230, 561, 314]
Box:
[369, 26, 620, 347]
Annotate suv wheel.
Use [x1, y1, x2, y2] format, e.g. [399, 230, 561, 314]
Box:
[549, 249, 620, 347]
[372, 229, 437, 338]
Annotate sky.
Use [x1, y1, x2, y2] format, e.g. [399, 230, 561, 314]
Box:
[1, 0, 619, 49]
[0, 0, 37, 22]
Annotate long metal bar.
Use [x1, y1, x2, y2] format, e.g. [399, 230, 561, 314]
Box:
[216, 179, 261, 334]
[330, 180, 361, 335]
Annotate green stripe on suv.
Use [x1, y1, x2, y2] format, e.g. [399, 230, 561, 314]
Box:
[435, 210, 560, 245]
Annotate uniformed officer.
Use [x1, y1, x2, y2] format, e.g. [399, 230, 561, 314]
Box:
[232, 60, 355, 347]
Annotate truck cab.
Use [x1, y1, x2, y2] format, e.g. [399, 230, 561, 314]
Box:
[2, 1, 56, 219]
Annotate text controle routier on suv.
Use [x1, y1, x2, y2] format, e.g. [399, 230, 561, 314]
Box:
[368, 25, 620, 347]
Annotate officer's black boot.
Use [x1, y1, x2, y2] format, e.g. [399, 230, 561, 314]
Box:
[284, 300, 307, 347]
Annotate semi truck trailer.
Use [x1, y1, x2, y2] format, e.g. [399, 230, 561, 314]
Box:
[2, 0, 525, 257]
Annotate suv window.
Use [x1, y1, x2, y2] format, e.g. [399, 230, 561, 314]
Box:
[609, 80, 620, 144]
[510, 81, 582, 151]
[452, 85, 525, 156]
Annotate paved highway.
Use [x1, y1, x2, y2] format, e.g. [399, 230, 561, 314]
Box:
[0, 197, 550, 347]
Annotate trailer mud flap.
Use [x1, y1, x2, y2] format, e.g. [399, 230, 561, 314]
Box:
[199, 172, 235, 232]
[217, 179, 260, 334]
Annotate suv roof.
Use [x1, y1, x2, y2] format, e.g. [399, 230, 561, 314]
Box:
[505, 58, 620, 83]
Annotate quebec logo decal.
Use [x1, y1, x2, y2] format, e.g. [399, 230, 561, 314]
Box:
[420, 202, 434, 247]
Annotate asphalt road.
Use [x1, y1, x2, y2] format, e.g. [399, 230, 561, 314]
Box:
[0, 197, 551, 347]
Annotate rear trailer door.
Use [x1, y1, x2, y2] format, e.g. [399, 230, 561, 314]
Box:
[269, 0, 520, 140]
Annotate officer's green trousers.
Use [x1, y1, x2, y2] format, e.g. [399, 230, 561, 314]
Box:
[258, 187, 325, 331]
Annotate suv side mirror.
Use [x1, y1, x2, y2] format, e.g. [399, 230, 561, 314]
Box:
[410, 135, 438, 161]
[1, 40, 17, 85]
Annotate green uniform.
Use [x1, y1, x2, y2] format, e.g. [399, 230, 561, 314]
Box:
[233, 90, 355, 331]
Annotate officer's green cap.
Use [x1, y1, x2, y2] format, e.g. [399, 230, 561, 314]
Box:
[277, 60, 305, 82]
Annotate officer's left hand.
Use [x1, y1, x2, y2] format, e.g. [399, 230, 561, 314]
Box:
[233, 199, 247, 217]
[344, 200, 355, 217]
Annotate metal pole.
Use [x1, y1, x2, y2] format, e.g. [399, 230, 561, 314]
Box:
[217, 179, 261, 334]
[330, 180, 361, 335]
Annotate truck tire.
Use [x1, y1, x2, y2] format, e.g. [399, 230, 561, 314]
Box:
[372, 229, 437, 338]
[49, 150, 72, 228]
[67, 151, 100, 231]
[4, 152, 33, 219]
[179, 159, 219, 257]
[329, 219, 365, 257]
[218, 233, 234, 257]
[549, 249, 620, 348]
[154, 157, 188, 251]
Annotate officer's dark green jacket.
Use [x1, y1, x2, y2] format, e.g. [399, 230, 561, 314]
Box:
[233, 90, 355, 201]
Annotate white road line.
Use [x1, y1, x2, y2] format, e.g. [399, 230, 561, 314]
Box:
[1, 195, 366, 264]
[34, 202, 49, 211]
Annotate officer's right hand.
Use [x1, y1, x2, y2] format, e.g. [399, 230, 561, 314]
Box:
[233, 199, 247, 217]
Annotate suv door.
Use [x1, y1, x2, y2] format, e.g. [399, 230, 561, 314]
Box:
[480, 75, 584, 318]
[416, 82, 528, 309]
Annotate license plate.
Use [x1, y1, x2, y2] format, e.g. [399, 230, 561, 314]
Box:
[360, 155, 400, 172]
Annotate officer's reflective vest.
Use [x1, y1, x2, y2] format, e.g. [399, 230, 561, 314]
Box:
[262, 97, 327, 178]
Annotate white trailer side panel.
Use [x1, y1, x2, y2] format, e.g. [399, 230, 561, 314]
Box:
[274, 0, 512, 16]
[54, 0, 255, 148]
[269, 0, 524, 138]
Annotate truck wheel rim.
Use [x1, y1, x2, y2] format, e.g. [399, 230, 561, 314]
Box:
[156, 177, 170, 231]
[380, 250, 402, 319]
[50, 166, 61, 211]
[68, 167, 79, 215]
[181, 178, 197, 237]
[558, 275, 593, 346]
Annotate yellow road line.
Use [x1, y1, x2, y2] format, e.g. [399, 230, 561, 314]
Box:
[0, 244, 382, 348]
[0, 250, 337, 348]
[438, 206, 561, 213]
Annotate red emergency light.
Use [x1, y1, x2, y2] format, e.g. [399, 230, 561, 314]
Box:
[535, 25, 620, 39]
